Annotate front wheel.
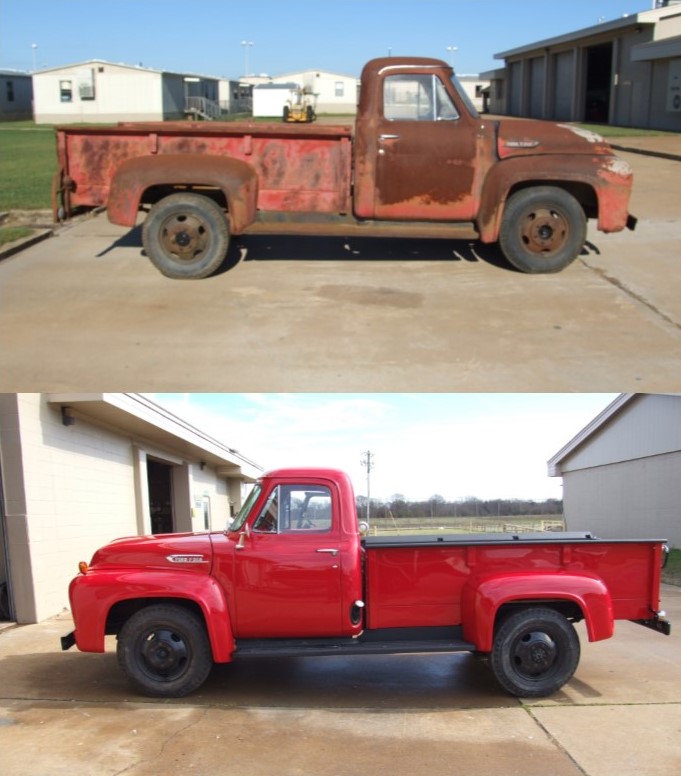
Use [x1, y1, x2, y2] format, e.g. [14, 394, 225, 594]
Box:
[142, 192, 230, 279]
[116, 604, 213, 697]
[498, 186, 587, 274]
[490, 607, 580, 697]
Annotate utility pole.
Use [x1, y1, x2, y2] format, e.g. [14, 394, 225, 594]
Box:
[360, 450, 374, 523]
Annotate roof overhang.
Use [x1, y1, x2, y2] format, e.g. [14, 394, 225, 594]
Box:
[632, 34, 681, 61]
[546, 394, 635, 477]
[46, 393, 263, 481]
[495, 15, 654, 61]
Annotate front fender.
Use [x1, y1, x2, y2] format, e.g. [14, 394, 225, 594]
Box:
[107, 153, 258, 232]
[461, 572, 614, 652]
[476, 154, 633, 243]
[69, 569, 235, 662]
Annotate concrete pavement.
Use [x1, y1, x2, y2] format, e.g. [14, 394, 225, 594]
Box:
[1, 147, 681, 391]
[0, 584, 678, 775]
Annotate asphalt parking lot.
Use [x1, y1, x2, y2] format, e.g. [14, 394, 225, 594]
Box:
[1, 144, 680, 391]
[0, 584, 678, 776]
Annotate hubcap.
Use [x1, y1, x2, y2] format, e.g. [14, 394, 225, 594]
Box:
[160, 212, 209, 263]
[520, 207, 569, 255]
[512, 630, 558, 677]
[141, 628, 188, 678]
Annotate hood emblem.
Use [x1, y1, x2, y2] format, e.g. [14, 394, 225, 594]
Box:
[503, 139, 540, 149]
[166, 554, 208, 564]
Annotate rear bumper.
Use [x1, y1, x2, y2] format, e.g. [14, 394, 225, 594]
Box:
[632, 615, 671, 636]
[61, 630, 76, 651]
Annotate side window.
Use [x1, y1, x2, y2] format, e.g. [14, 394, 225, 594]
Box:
[253, 487, 279, 533]
[384, 74, 459, 121]
[60, 80, 73, 102]
[253, 485, 332, 534]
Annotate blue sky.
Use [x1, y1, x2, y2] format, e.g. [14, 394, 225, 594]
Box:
[151, 393, 617, 501]
[1, 0, 653, 77]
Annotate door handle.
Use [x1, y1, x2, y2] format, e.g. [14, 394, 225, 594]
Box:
[316, 548, 339, 556]
[379, 133, 399, 141]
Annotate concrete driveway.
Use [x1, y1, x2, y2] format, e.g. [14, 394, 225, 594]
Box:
[1, 148, 680, 392]
[0, 584, 678, 776]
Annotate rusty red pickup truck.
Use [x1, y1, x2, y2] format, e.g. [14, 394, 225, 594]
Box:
[62, 467, 670, 699]
[53, 57, 636, 279]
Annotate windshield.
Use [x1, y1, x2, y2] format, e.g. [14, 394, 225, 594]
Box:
[450, 71, 479, 118]
[227, 482, 262, 532]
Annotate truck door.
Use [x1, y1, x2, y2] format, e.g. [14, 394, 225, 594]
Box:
[233, 482, 343, 638]
[373, 72, 478, 221]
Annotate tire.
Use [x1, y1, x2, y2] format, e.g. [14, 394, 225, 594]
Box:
[116, 604, 213, 697]
[142, 192, 230, 279]
[490, 607, 580, 697]
[498, 186, 587, 274]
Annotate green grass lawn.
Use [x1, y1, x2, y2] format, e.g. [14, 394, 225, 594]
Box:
[575, 123, 678, 138]
[0, 123, 56, 210]
[0, 226, 34, 245]
[663, 547, 681, 586]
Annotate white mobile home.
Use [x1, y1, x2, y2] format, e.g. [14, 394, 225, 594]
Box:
[32, 60, 220, 124]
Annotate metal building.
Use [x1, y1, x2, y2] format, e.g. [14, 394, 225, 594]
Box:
[548, 394, 681, 546]
[483, 3, 681, 130]
[0, 70, 33, 121]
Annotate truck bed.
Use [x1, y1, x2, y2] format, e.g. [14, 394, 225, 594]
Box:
[362, 532, 666, 631]
[56, 120, 354, 216]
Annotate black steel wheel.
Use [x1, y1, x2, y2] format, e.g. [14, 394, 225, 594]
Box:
[142, 192, 230, 279]
[490, 607, 580, 697]
[116, 604, 212, 697]
[498, 186, 586, 273]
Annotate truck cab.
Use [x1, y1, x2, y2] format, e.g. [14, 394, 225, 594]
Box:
[215, 468, 364, 638]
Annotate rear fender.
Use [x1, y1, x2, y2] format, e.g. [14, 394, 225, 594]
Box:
[461, 572, 614, 652]
[69, 569, 235, 662]
[107, 153, 258, 232]
[476, 155, 632, 242]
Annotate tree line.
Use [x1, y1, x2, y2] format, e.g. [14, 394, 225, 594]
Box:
[356, 494, 563, 519]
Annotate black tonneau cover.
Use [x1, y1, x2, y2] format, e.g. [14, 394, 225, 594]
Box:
[362, 531, 666, 549]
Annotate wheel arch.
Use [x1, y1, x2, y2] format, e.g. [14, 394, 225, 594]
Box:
[107, 153, 258, 233]
[476, 157, 602, 244]
[461, 573, 614, 652]
[70, 569, 236, 663]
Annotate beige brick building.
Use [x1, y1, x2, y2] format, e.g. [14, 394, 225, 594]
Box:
[0, 394, 261, 624]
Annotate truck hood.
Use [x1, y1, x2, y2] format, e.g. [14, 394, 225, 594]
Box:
[89, 532, 214, 573]
[496, 119, 612, 159]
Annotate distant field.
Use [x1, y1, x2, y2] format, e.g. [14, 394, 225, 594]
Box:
[0, 123, 56, 210]
[368, 515, 565, 536]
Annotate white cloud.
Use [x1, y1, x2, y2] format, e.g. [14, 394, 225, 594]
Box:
[150, 393, 617, 501]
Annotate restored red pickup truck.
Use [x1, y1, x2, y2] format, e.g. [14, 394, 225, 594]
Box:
[53, 57, 636, 279]
[62, 467, 669, 699]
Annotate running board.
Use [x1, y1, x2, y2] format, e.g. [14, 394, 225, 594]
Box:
[234, 626, 475, 659]
[242, 212, 479, 241]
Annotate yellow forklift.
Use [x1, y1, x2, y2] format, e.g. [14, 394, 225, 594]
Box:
[283, 86, 317, 123]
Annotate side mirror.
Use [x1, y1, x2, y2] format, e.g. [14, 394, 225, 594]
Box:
[236, 524, 251, 550]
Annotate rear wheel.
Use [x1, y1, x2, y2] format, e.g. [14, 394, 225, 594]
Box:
[490, 607, 580, 697]
[499, 186, 587, 274]
[116, 604, 212, 697]
[142, 192, 230, 279]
